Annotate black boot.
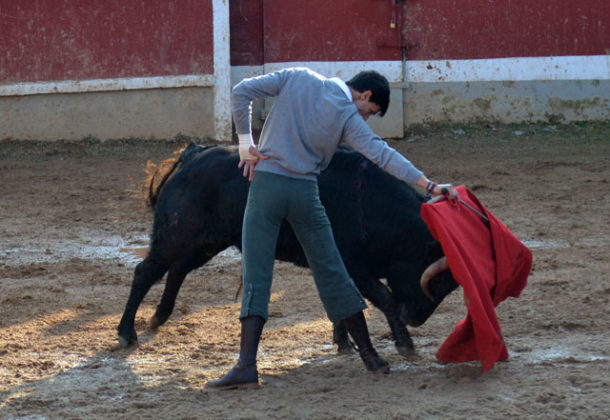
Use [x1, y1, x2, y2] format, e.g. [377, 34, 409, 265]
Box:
[205, 316, 265, 389]
[342, 311, 390, 374]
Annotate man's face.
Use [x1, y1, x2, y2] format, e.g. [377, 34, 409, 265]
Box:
[353, 90, 381, 121]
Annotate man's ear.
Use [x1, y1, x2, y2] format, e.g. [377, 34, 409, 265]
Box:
[362, 90, 372, 101]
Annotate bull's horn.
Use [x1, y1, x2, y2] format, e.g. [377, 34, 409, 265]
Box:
[420, 257, 449, 302]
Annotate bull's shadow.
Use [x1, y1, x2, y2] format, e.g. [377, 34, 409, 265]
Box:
[117, 144, 459, 358]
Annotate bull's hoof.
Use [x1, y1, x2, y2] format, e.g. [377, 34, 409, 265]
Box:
[396, 345, 417, 358]
[149, 315, 161, 330]
[360, 349, 390, 374]
[118, 334, 138, 348]
[336, 341, 358, 355]
[149, 312, 171, 330]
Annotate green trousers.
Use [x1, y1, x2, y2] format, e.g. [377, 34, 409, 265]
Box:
[240, 171, 367, 323]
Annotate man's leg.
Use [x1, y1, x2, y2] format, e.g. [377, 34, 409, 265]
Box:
[239, 172, 286, 321]
[206, 172, 285, 388]
[205, 315, 265, 389]
[286, 180, 389, 373]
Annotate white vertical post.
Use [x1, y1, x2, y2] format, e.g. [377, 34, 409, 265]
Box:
[213, 0, 232, 142]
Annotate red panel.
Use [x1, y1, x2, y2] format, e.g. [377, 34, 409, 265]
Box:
[0, 0, 213, 84]
[230, 0, 264, 66]
[404, 0, 610, 60]
[263, 0, 402, 63]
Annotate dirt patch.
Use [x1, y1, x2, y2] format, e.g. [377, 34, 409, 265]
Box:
[1, 123, 609, 419]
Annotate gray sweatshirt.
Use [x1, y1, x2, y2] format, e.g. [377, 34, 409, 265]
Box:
[232, 67, 423, 184]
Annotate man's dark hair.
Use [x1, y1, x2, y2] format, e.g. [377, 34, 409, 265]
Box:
[346, 70, 390, 116]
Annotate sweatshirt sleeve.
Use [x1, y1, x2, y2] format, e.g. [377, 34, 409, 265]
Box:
[342, 113, 424, 185]
[231, 70, 289, 135]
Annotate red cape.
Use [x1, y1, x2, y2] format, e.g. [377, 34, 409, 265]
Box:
[421, 186, 532, 371]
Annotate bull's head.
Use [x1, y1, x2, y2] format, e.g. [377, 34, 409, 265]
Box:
[420, 256, 449, 303]
[393, 246, 459, 328]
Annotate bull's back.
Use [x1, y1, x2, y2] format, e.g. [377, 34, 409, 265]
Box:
[317, 148, 434, 277]
[319, 149, 428, 240]
[151, 145, 249, 251]
[149, 145, 431, 273]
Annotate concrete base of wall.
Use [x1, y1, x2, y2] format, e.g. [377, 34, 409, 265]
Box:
[3, 78, 608, 141]
[405, 79, 610, 126]
[251, 80, 609, 140]
[1, 87, 215, 141]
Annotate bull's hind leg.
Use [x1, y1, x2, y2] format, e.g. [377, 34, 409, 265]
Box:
[149, 250, 217, 329]
[333, 321, 357, 354]
[117, 256, 169, 347]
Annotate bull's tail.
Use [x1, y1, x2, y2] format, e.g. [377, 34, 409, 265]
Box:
[144, 142, 205, 208]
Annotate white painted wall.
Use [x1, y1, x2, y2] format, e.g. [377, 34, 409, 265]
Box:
[231, 55, 610, 135]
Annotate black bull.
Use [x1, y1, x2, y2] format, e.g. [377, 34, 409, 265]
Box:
[117, 144, 458, 356]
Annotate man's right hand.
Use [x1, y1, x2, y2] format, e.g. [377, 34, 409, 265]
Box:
[238, 145, 268, 182]
[435, 183, 459, 203]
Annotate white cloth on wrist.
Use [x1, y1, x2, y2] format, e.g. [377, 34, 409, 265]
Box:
[238, 133, 257, 160]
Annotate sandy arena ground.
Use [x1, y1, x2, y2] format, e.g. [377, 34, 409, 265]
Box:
[1, 123, 609, 419]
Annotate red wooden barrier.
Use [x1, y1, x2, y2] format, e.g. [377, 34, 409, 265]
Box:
[0, 0, 214, 84]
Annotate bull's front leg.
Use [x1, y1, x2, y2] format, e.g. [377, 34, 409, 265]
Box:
[354, 277, 415, 357]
